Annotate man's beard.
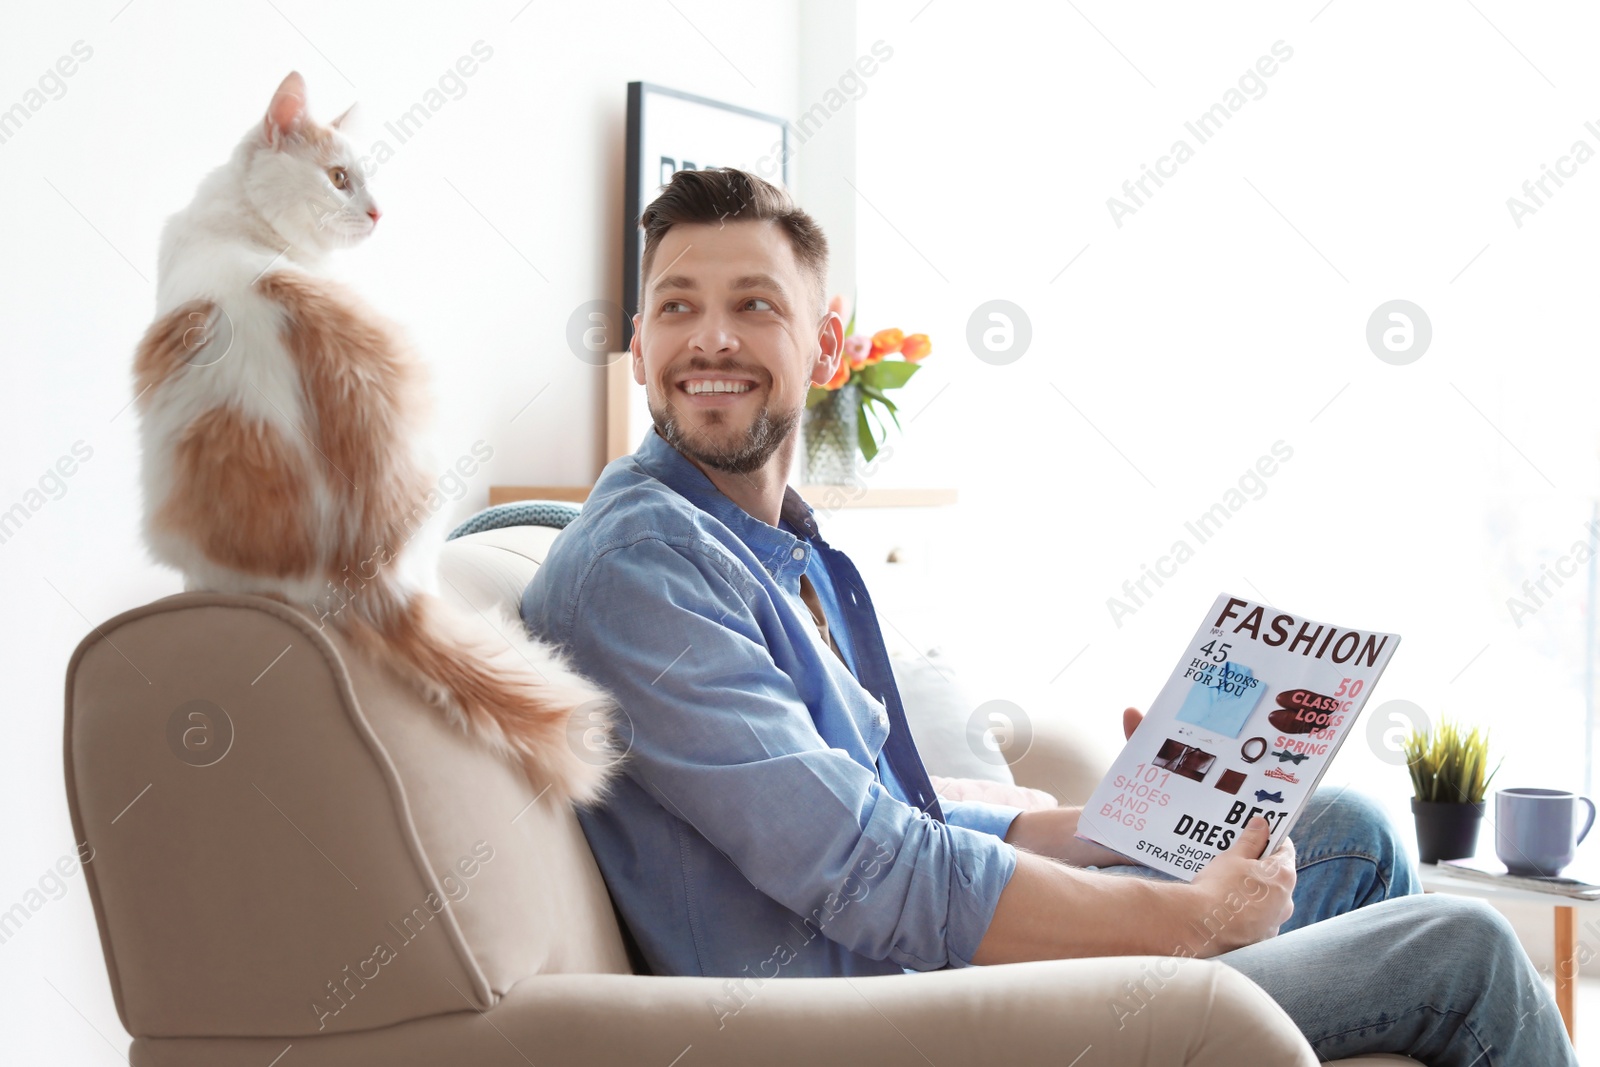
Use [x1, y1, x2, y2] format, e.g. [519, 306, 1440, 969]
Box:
[649, 390, 799, 475]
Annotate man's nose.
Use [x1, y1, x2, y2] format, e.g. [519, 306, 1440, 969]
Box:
[688, 313, 736, 353]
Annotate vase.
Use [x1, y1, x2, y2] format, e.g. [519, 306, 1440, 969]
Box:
[1411, 798, 1485, 864]
[804, 384, 859, 486]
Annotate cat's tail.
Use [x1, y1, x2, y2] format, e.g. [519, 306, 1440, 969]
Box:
[342, 591, 620, 807]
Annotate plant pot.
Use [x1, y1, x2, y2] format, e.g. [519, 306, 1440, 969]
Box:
[804, 384, 860, 486]
[1411, 798, 1486, 864]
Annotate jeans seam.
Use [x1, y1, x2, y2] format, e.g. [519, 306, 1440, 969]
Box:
[1296, 850, 1390, 897]
[1313, 1002, 1495, 1066]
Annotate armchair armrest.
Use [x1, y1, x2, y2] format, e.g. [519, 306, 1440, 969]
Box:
[134, 960, 1318, 1066]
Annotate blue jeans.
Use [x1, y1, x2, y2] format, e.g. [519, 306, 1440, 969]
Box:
[1095, 788, 1576, 1065]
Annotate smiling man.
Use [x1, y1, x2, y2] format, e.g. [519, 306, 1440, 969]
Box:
[520, 168, 1573, 1065]
[636, 182, 830, 515]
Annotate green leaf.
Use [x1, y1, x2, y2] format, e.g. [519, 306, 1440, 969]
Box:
[1404, 717, 1501, 803]
[806, 386, 832, 409]
[851, 363, 880, 388]
[873, 396, 898, 443]
[856, 359, 920, 390]
[880, 396, 902, 432]
[858, 397, 875, 438]
[856, 402, 877, 461]
[853, 387, 904, 448]
[856, 382, 890, 405]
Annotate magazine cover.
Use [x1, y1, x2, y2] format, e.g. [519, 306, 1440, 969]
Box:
[1077, 593, 1401, 881]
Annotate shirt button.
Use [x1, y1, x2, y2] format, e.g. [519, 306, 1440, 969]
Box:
[791, 547, 805, 561]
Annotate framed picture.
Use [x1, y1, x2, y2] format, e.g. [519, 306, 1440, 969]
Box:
[621, 82, 791, 351]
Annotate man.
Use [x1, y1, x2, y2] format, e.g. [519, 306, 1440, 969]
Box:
[522, 167, 1573, 1065]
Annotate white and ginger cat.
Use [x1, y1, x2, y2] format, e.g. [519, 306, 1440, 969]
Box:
[133, 71, 615, 805]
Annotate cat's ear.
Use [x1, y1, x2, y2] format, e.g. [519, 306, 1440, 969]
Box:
[263, 71, 308, 146]
[330, 102, 357, 130]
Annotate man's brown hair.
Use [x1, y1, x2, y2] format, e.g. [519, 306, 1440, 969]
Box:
[639, 168, 829, 317]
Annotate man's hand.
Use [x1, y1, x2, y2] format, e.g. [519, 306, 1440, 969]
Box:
[1121, 706, 1296, 954]
[972, 707, 1296, 966]
[1181, 816, 1296, 957]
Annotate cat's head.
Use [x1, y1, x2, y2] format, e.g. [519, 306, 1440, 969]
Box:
[244, 71, 378, 256]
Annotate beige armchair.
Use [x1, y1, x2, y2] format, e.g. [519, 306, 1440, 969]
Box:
[63, 524, 1414, 1065]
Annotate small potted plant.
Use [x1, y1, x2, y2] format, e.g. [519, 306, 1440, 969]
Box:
[1403, 717, 1500, 864]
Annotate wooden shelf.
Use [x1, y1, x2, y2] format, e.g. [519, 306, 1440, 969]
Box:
[488, 485, 956, 508]
[488, 486, 591, 506]
[796, 486, 957, 508]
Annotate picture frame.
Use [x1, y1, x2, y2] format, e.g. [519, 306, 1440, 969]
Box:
[621, 81, 792, 352]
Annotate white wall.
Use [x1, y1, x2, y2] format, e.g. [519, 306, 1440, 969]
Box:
[0, 1, 801, 1056]
[837, 0, 1600, 975]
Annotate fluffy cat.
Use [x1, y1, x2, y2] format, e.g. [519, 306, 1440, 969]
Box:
[133, 71, 615, 805]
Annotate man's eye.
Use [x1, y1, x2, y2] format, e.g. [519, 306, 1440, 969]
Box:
[328, 167, 349, 190]
[744, 298, 774, 311]
[661, 300, 688, 313]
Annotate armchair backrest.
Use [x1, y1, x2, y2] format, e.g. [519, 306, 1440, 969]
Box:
[63, 526, 630, 1041]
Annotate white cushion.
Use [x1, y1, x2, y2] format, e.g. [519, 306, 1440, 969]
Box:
[893, 647, 1017, 785]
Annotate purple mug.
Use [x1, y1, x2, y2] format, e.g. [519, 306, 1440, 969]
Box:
[1495, 788, 1596, 877]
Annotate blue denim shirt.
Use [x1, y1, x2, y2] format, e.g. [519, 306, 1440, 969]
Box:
[520, 429, 1020, 978]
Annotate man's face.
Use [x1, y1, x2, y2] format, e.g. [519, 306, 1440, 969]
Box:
[633, 219, 841, 475]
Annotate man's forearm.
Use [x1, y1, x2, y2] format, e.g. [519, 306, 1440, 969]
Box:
[976, 814, 1295, 965]
[1004, 806, 1133, 868]
[971, 849, 1203, 963]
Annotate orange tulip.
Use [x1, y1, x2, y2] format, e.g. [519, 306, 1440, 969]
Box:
[823, 355, 851, 390]
[900, 333, 931, 361]
[869, 328, 904, 360]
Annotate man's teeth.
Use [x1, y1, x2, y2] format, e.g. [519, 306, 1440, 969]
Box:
[684, 380, 753, 395]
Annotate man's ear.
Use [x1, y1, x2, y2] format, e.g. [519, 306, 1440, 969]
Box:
[811, 307, 845, 387]
[631, 314, 645, 386]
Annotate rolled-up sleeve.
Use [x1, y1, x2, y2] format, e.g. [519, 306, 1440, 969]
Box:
[941, 798, 1025, 842]
[553, 535, 1017, 971]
